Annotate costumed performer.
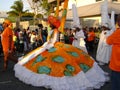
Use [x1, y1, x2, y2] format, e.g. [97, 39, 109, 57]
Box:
[96, 25, 113, 65]
[71, 2, 87, 53]
[1, 19, 18, 71]
[96, 0, 115, 65]
[72, 27, 88, 53]
[14, 15, 109, 90]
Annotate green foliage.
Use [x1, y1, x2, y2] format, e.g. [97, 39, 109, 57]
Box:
[32, 0, 40, 3]
[7, 0, 28, 28]
[36, 14, 43, 18]
[7, 0, 28, 18]
[21, 12, 34, 21]
[22, 12, 34, 17]
[6, 16, 16, 22]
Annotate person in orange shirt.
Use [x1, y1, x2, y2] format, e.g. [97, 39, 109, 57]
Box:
[87, 27, 95, 54]
[106, 14, 120, 90]
[1, 19, 17, 71]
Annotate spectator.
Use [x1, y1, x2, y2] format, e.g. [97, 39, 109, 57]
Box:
[106, 14, 120, 90]
[87, 27, 95, 54]
[42, 27, 48, 43]
[38, 24, 44, 44]
[18, 31, 24, 55]
[30, 30, 37, 50]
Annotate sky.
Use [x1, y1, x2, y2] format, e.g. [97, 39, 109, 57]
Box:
[0, 0, 30, 11]
[0, 0, 90, 12]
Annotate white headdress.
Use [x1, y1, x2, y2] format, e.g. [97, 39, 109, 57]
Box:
[72, 1, 81, 28]
[101, 0, 110, 27]
[110, 11, 115, 31]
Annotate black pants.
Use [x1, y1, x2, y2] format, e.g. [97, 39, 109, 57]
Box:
[19, 43, 24, 53]
[87, 40, 94, 53]
[111, 70, 120, 90]
[0, 44, 3, 55]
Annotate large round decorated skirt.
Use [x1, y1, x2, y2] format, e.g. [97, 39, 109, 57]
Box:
[14, 42, 109, 90]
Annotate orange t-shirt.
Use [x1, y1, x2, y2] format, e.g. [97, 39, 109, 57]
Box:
[87, 31, 95, 41]
[106, 28, 120, 72]
[1, 27, 14, 52]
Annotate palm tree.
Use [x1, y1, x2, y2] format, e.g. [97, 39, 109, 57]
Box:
[7, 0, 28, 29]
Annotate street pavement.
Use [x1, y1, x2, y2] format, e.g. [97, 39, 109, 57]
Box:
[0, 51, 111, 90]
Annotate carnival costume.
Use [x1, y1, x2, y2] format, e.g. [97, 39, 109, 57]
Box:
[14, 0, 109, 89]
[96, 0, 115, 65]
[14, 15, 109, 90]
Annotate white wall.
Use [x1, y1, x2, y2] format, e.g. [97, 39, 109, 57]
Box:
[0, 18, 4, 24]
[68, 0, 102, 9]
[13, 21, 29, 29]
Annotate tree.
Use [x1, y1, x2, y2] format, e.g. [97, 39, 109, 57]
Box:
[26, 0, 61, 25]
[39, 0, 52, 16]
[27, 0, 53, 18]
[7, 0, 28, 29]
[27, 0, 41, 26]
[21, 12, 34, 21]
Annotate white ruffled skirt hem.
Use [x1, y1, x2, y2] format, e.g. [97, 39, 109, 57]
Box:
[14, 62, 109, 90]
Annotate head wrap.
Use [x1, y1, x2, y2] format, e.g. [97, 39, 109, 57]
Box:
[48, 15, 60, 28]
[4, 19, 12, 25]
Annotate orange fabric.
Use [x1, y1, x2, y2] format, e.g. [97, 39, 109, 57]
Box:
[59, 0, 68, 33]
[24, 42, 94, 77]
[55, 0, 60, 17]
[48, 16, 61, 28]
[3, 51, 9, 62]
[4, 19, 11, 25]
[106, 28, 120, 72]
[87, 31, 95, 41]
[1, 27, 14, 52]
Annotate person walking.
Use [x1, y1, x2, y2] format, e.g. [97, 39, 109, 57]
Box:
[106, 14, 120, 90]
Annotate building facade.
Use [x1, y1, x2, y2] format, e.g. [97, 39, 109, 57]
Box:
[48, 0, 120, 28]
[0, 11, 8, 24]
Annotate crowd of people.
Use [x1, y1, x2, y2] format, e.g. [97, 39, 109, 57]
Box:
[0, 24, 101, 58]
[0, 21, 104, 70]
